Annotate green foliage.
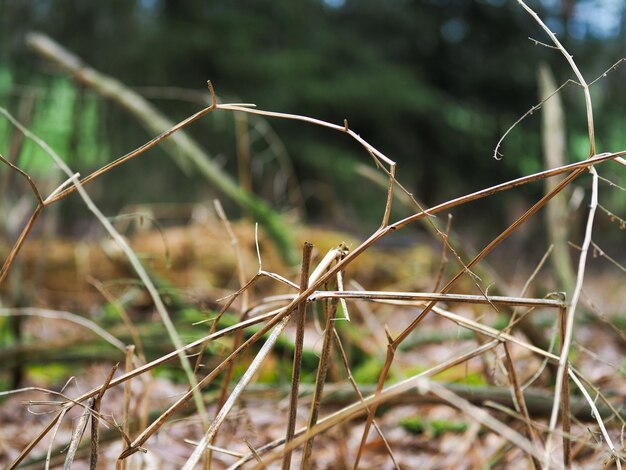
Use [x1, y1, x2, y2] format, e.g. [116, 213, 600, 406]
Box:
[0, 71, 109, 176]
[100, 302, 123, 324]
[76, 94, 105, 165]
[400, 415, 468, 437]
[0, 317, 11, 344]
[399, 415, 426, 434]
[352, 356, 385, 384]
[152, 365, 189, 383]
[0, 66, 11, 155]
[27, 363, 82, 385]
[18, 79, 74, 171]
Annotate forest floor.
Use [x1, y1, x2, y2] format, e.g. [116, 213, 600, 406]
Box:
[1, 220, 625, 469]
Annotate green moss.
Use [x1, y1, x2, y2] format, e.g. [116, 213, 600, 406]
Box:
[429, 419, 468, 437]
[27, 363, 79, 384]
[152, 365, 188, 383]
[399, 416, 426, 434]
[400, 416, 467, 437]
[432, 369, 487, 386]
[402, 365, 487, 387]
[352, 356, 385, 384]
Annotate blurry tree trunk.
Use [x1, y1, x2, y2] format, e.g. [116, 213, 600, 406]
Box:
[538, 63, 575, 294]
[26, 32, 298, 265]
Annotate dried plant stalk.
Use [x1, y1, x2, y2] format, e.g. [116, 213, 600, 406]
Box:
[282, 242, 314, 470]
[90, 364, 119, 470]
[63, 398, 94, 470]
[300, 297, 340, 469]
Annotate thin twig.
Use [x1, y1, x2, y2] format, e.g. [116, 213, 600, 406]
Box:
[245, 438, 269, 469]
[244, 341, 501, 469]
[509, 245, 554, 326]
[544, 166, 598, 468]
[63, 398, 94, 470]
[121, 346, 134, 470]
[433, 214, 453, 292]
[0, 308, 128, 353]
[0, 150, 44, 203]
[283, 242, 314, 470]
[88, 279, 147, 365]
[353, 160, 586, 467]
[588, 58, 626, 87]
[516, 0, 596, 155]
[493, 79, 578, 160]
[301, 294, 341, 469]
[206, 199, 255, 469]
[417, 379, 545, 463]
[183, 315, 294, 470]
[568, 370, 622, 469]
[559, 308, 572, 470]
[503, 343, 542, 469]
[309, 290, 564, 308]
[179, 246, 315, 470]
[45, 408, 68, 470]
[90, 364, 119, 470]
[332, 329, 400, 468]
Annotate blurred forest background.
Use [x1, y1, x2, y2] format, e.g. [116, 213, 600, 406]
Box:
[0, 0, 624, 251]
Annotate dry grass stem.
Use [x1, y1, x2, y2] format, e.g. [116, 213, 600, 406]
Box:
[332, 330, 400, 468]
[90, 364, 119, 470]
[559, 308, 572, 470]
[246, 341, 501, 469]
[121, 346, 135, 470]
[206, 199, 255, 468]
[544, 167, 599, 467]
[282, 242, 314, 470]
[309, 290, 564, 308]
[0, 308, 128, 353]
[433, 214, 453, 291]
[45, 408, 68, 470]
[245, 438, 268, 469]
[418, 379, 546, 463]
[88, 280, 147, 365]
[568, 370, 622, 468]
[182, 315, 293, 469]
[516, 0, 596, 155]
[62, 398, 94, 470]
[503, 343, 542, 469]
[301, 294, 340, 468]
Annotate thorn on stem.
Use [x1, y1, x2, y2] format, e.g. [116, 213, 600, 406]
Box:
[207, 80, 216, 110]
[384, 325, 394, 345]
[343, 119, 349, 132]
